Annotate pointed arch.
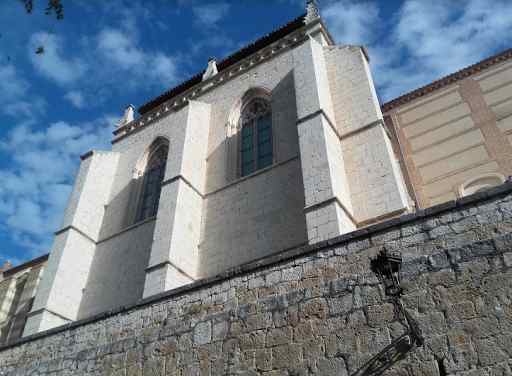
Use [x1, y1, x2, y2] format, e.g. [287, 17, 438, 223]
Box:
[227, 87, 274, 179]
[135, 137, 169, 222]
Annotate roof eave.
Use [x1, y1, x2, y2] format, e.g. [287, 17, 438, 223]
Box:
[382, 47, 512, 113]
[138, 14, 307, 115]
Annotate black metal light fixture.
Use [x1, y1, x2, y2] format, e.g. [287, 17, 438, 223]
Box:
[370, 248, 423, 347]
[371, 249, 403, 297]
[351, 249, 424, 375]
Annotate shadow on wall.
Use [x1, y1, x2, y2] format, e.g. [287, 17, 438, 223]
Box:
[77, 178, 155, 320]
[198, 71, 309, 278]
[351, 332, 414, 376]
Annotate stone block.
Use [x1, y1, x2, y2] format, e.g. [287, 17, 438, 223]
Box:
[266, 327, 292, 347]
[366, 303, 395, 326]
[255, 349, 272, 372]
[474, 339, 508, 367]
[271, 344, 302, 370]
[300, 298, 329, 319]
[193, 321, 212, 346]
[315, 358, 347, 376]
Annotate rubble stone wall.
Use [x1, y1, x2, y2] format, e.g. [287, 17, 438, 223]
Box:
[2, 184, 512, 375]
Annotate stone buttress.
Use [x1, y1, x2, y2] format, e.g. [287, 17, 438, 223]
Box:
[293, 28, 410, 244]
[23, 152, 120, 335]
[142, 100, 211, 297]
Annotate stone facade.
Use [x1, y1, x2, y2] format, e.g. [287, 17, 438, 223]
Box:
[1, 183, 512, 375]
[22, 9, 412, 337]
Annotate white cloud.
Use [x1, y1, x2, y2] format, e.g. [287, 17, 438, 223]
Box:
[188, 2, 235, 59]
[151, 53, 179, 85]
[0, 115, 114, 255]
[322, 0, 512, 101]
[28, 32, 87, 85]
[64, 91, 85, 109]
[323, 0, 379, 45]
[192, 3, 230, 28]
[97, 28, 179, 88]
[0, 64, 28, 102]
[19, 3, 183, 105]
[98, 29, 145, 70]
[3, 98, 47, 123]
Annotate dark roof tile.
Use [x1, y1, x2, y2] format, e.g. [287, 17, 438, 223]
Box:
[138, 14, 306, 115]
[2, 254, 49, 278]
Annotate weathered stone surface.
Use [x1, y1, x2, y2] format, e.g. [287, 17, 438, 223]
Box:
[193, 321, 211, 346]
[1, 191, 512, 375]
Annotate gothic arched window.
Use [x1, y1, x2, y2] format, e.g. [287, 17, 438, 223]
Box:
[137, 140, 169, 222]
[240, 98, 273, 177]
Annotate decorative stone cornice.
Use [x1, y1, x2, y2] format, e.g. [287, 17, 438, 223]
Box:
[112, 26, 310, 143]
[1, 254, 48, 278]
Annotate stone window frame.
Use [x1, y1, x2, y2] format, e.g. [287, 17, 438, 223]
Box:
[240, 97, 273, 177]
[226, 87, 276, 181]
[458, 172, 505, 197]
[132, 137, 170, 224]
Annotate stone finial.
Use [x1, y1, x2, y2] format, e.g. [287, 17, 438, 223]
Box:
[202, 57, 218, 81]
[117, 104, 135, 128]
[305, 0, 320, 24]
[0, 260, 12, 273]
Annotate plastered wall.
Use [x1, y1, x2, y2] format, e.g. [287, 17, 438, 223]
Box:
[385, 59, 512, 208]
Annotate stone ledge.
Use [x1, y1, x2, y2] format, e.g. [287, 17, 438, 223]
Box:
[161, 174, 204, 198]
[79, 150, 94, 161]
[204, 155, 299, 197]
[96, 216, 156, 245]
[2, 181, 512, 352]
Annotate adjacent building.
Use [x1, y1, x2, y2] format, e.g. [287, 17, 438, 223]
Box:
[0, 256, 47, 345]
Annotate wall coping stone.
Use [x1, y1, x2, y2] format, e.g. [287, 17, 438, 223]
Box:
[2, 181, 512, 352]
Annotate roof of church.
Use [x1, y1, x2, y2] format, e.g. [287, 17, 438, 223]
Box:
[2, 253, 48, 278]
[382, 47, 512, 112]
[138, 14, 306, 115]
[138, 10, 512, 120]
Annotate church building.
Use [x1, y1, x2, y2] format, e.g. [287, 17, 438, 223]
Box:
[1, 1, 512, 343]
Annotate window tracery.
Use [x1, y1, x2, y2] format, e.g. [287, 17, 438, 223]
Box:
[137, 141, 169, 222]
[240, 98, 273, 177]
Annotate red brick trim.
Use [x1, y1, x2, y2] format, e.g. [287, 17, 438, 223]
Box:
[382, 48, 512, 113]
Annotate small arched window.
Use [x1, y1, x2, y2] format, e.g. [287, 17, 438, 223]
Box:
[240, 97, 273, 177]
[459, 173, 505, 197]
[137, 140, 169, 222]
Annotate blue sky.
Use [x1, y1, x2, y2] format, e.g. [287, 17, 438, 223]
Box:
[1, 0, 512, 267]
